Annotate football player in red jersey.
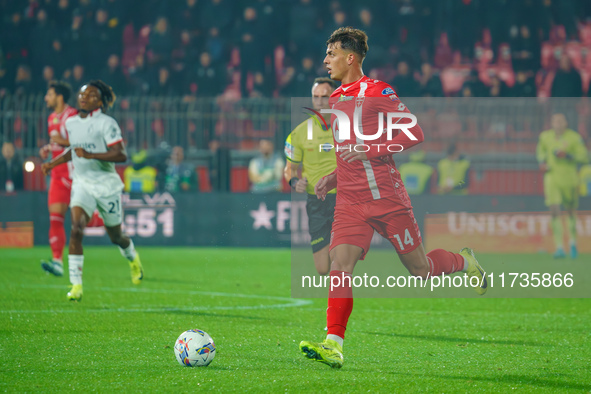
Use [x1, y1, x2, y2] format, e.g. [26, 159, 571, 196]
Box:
[39, 81, 79, 276]
[299, 27, 488, 369]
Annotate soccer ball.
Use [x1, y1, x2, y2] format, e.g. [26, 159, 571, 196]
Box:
[174, 329, 216, 367]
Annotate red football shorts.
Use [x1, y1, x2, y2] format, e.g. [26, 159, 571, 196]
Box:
[329, 198, 422, 259]
[48, 175, 72, 206]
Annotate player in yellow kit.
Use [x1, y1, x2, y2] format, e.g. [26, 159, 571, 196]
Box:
[536, 113, 589, 258]
[284, 77, 338, 275]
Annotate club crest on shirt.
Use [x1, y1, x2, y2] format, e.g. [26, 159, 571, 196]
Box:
[355, 97, 365, 107]
[382, 87, 395, 95]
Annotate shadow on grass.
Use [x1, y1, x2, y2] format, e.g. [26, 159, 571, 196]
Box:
[417, 372, 591, 391]
[339, 366, 590, 391]
[359, 331, 544, 347]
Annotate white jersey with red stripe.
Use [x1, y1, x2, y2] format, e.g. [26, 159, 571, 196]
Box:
[65, 108, 124, 197]
[329, 75, 424, 206]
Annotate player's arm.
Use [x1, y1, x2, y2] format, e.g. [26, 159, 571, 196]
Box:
[284, 133, 307, 192]
[284, 160, 308, 193]
[340, 98, 424, 162]
[75, 142, 127, 163]
[283, 159, 297, 181]
[536, 134, 548, 171]
[41, 148, 72, 175]
[367, 99, 424, 160]
[50, 132, 70, 147]
[39, 144, 51, 160]
[568, 135, 589, 164]
[315, 168, 337, 201]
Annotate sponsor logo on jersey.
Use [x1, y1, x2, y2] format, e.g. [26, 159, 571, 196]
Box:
[72, 142, 97, 151]
[284, 142, 294, 159]
[53, 117, 59, 124]
[382, 87, 395, 95]
[320, 143, 333, 152]
[389, 94, 399, 101]
[338, 94, 353, 102]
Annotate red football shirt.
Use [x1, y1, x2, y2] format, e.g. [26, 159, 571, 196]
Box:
[48, 105, 77, 177]
[329, 76, 424, 206]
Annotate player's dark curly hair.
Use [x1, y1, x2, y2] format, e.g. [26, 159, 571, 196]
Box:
[48, 80, 72, 103]
[88, 80, 117, 112]
[326, 27, 368, 62]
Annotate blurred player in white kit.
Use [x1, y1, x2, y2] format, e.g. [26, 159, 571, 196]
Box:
[42, 80, 144, 301]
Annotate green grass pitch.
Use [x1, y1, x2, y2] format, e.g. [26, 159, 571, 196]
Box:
[1, 247, 590, 392]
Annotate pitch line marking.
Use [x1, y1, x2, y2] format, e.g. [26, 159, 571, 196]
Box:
[2, 284, 312, 313]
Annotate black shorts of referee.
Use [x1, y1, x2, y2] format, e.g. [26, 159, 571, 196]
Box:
[306, 193, 336, 253]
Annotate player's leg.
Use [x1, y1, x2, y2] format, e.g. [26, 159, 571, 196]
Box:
[375, 207, 487, 295]
[549, 204, 564, 258]
[104, 224, 143, 284]
[326, 243, 363, 337]
[300, 204, 372, 368]
[307, 193, 335, 275]
[564, 185, 579, 259]
[67, 206, 90, 301]
[66, 184, 97, 301]
[41, 176, 71, 276]
[566, 208, 577, 258]
[545, 174, 565, 258]
[98, 193, 143, 284]
[300, 244, 362, 369]
[69, 206, 89, 255]
[397, 244, 486, 294]
[312, 245, 331, 276]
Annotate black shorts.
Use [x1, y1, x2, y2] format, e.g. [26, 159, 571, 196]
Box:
[306, 193, 336, 253]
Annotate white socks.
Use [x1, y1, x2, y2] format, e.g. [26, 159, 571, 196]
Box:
[119, 239, 137, 262]
[68, 255, 84, 285]
[461, 256, 469, 272]
[326, 334, 344, 347]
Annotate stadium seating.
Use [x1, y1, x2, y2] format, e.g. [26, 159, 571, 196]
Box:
[230, 166, 250, 193]
[197, 166, 212, 192]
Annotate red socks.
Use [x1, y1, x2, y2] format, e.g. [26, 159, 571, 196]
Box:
[326, 270, 353, 339]
[49, 213, 66, 261]
[426, 249, 464, 276]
